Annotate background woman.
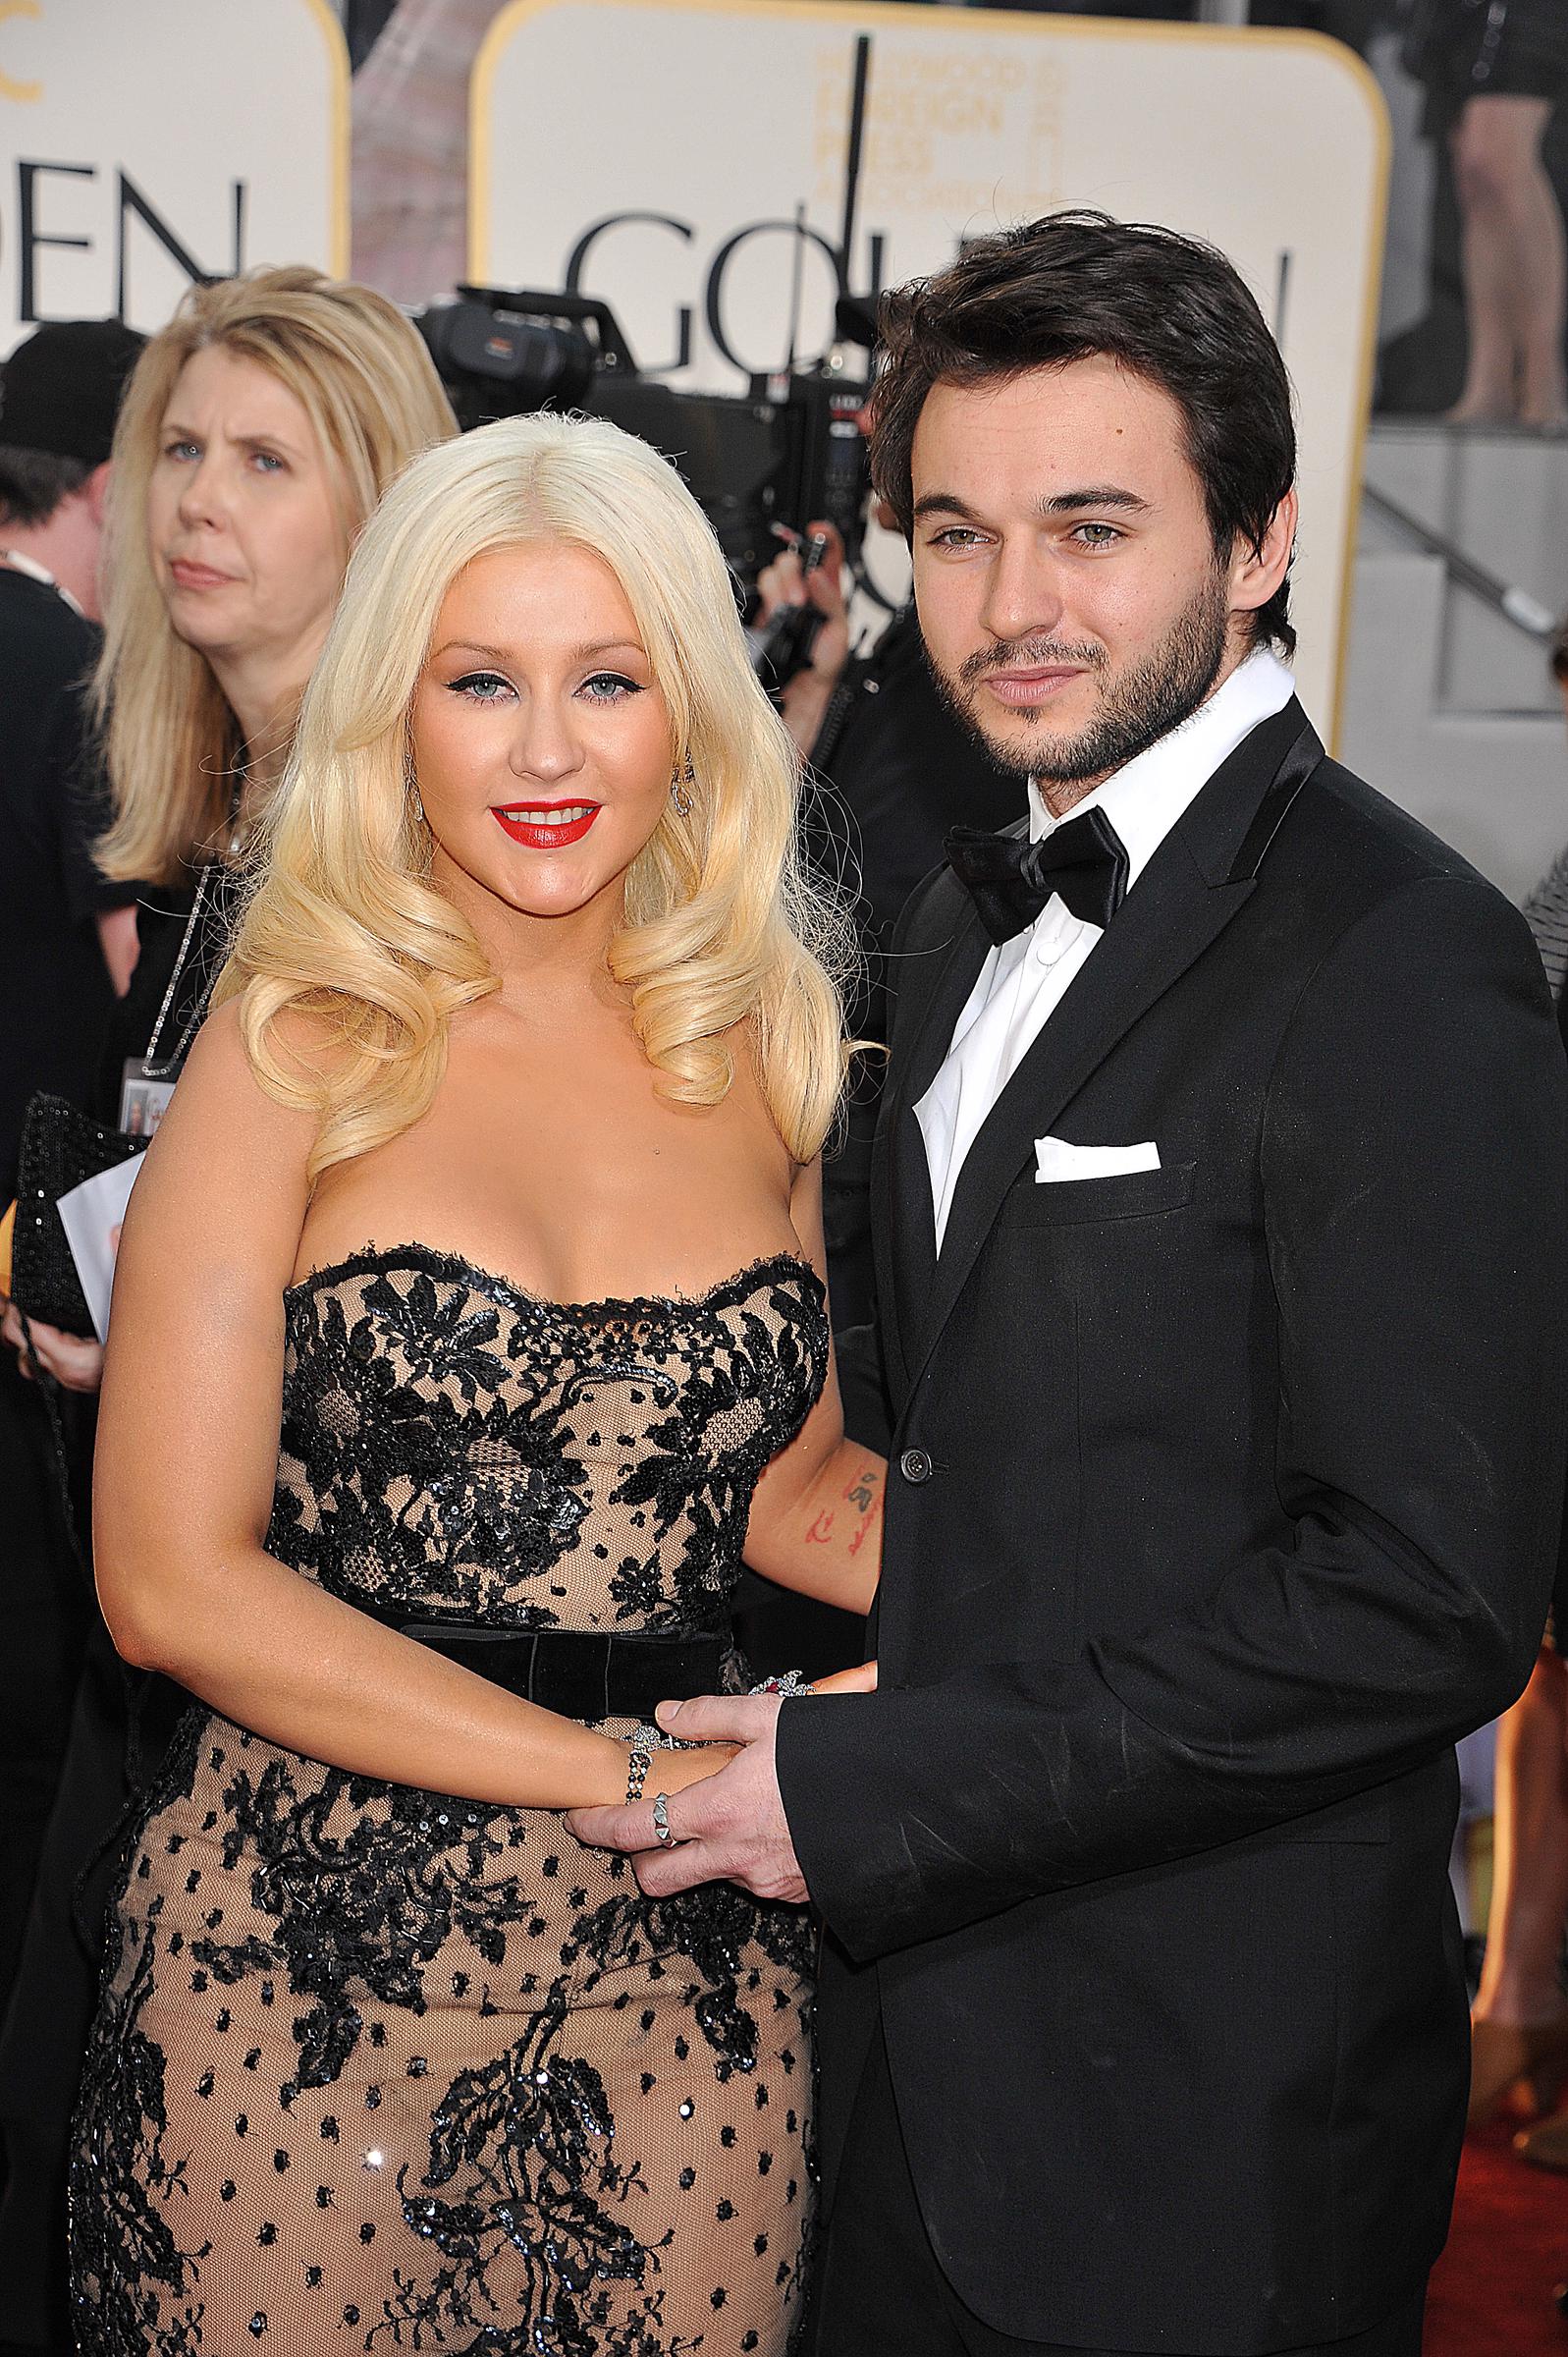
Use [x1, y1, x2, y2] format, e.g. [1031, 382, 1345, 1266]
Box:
[1411, 0, 1568, 426]
[71, 412, 882, 2353]
[0, 266, 455, 2357]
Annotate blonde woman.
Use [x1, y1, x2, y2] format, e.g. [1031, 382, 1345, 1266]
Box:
[0, 266, 455, 2351]
[3, 264, 457, 1394]
[70, 413, 884, 2353]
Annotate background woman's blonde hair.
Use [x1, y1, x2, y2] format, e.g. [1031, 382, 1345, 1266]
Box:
[218, 411, 854, 1176]
[95, 265, 457, 886]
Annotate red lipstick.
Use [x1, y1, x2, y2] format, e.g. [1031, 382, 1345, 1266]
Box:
[491, 800, 601, 850]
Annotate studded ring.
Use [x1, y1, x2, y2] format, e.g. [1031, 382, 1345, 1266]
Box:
[651, 1792, 678, 1849]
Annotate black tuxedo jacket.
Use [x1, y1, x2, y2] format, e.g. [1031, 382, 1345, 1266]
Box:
[776, 701, 1568, 2353]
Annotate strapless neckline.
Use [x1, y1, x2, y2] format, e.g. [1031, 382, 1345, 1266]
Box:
[283, 1239, 824, 1324]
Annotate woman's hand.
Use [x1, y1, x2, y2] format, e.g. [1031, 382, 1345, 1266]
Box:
[1, 1296, 106, 1393]
[648, 1739, 742, 1793]
[812, 1660, 878, 1694]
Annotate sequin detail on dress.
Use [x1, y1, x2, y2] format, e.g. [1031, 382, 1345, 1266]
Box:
[71, 1249, 826, 2355]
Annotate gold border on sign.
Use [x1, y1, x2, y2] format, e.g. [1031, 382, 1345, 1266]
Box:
[298, 0, 353, 276]
[469, 0, 1391, 747]
[0, 0, 43, 104]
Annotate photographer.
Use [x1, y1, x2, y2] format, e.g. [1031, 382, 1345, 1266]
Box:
[755, 514, 1022, 1330]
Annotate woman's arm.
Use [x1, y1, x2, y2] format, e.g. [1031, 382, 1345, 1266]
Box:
[93, 1005, 726, 1811]
[741, 1157, 884, 1618]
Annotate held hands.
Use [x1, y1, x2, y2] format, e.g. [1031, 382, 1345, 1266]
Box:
[568, 1660, 876, 1903]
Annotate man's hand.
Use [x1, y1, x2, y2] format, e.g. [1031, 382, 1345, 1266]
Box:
[1, 1296, 106, 1392]
[568, 1692, 809, 1903]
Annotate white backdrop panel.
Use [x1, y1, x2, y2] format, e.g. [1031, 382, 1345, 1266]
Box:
[0, 0, 349, 354]
[473, 0, 1389, 735]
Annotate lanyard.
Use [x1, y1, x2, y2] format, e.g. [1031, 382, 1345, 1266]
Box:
[0, 547, 86, 619]
[140, 865, 221, 1077]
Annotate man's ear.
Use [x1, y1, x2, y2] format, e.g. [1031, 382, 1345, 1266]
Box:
[1229, 487, 1297, 629]
[83, 459, 113, 528]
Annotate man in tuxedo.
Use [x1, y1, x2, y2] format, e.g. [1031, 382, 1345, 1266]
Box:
[569, 212, 1568, 2356]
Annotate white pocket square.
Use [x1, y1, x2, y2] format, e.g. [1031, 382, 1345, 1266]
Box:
[1035, 1136, 1162, 1183]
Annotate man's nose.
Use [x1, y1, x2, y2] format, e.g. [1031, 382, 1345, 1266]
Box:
[979, 539, 1065, 647]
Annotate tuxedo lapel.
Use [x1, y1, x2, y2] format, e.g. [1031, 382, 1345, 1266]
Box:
[878, 891, 993, 1387]
[899, 703, 1324, 1390]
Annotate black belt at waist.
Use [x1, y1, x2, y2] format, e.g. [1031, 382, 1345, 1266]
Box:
[391, 1620, 732, 1723]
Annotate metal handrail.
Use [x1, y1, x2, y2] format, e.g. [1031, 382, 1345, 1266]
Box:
[1361, 483, 1560, 643]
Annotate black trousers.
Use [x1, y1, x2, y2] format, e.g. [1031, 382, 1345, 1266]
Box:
[0, 1361, 87, 2016]
[806, 2026, 1429, 2357]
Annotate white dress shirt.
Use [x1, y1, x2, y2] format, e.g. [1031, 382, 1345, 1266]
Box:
[915, 648, 1297, 1249]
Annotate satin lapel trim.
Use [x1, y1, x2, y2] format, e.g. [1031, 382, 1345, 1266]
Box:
[913, 836, 1255, 1386]
[895, 897, 996, 1117]
[882, 897, 991, 1378]
[869, 1098, 913, 1392]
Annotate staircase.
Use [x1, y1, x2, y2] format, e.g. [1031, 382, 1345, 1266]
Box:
[1341, 424, 1567, 905]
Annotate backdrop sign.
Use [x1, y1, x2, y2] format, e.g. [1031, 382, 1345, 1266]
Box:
[0, 0, 349, 356]
[472, 0, 1388, 733]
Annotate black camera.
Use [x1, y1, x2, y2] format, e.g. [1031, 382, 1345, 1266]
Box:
[414, 286, 872, 599]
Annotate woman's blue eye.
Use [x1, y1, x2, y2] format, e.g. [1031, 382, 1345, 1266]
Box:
[450, 671, 513, 702]
[580, 672, 640, 702]
[165, 441, 200, 464]
[250, 450, 286, 474]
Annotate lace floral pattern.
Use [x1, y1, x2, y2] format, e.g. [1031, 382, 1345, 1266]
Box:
[71, 1251, 827, 2354]
[267, 1247, 826, 1637]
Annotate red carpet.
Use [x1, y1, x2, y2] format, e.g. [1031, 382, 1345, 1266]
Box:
[1427, 2117, 1568, 2355]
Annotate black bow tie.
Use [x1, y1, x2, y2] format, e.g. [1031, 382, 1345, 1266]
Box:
[946, 806, 1131, 945]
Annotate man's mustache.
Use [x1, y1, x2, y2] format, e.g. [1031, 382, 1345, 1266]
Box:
[958, 639, 1106, 686]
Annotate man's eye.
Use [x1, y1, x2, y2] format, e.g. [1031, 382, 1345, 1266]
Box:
[930, 527, 985, 550]
[449, 671, 513, 702]
[580, 672, 641, 702]
[1072, 523, 1123, 549]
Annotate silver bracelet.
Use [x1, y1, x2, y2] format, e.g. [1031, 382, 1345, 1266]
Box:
[624, 1739, 654, 1804]
[624, 1721, 684, 1803]
[748, 1669, 815, 1698]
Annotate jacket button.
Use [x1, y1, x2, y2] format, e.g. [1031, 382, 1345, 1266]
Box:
[899, 1448, 933, 1485]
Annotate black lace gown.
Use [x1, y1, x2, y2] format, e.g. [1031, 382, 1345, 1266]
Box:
[70, 1246, 828, 2355]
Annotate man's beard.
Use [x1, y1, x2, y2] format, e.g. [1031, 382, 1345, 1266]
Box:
[924, 569, 1231, 792]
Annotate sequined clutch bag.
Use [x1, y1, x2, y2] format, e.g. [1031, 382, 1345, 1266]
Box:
[10, 1092, 148, 1338]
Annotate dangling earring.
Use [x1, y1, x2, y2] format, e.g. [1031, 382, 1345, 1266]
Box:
[671, 761, 694, 819]
[405, 753, 426, 827]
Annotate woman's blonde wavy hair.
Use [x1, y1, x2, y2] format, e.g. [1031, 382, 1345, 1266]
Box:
[217, 411, 855, 1179]
[94, 265, 457, 885]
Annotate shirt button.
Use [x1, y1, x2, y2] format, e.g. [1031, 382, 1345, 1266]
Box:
[899, 1449, 934, 1485]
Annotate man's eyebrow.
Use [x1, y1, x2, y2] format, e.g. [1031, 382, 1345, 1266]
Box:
[911, 492, 984, 523]
[910, 487, 1153, 524]
[1038, 486, 1151, 518]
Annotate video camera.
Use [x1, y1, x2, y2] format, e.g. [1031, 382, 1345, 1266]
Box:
[414, 285, 874, 684]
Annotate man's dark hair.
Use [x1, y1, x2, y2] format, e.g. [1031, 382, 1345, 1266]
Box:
[870, 210, 1297, 657]
[0, 445, 91, 530]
